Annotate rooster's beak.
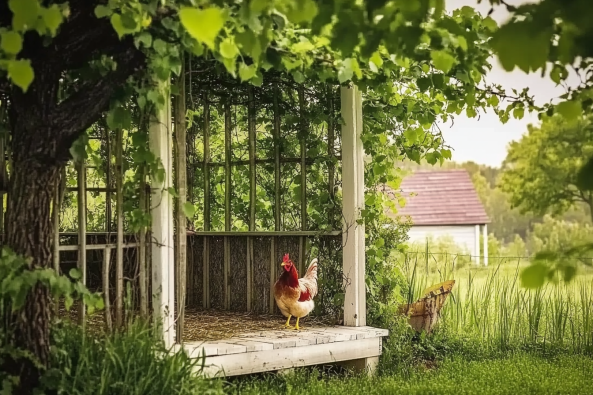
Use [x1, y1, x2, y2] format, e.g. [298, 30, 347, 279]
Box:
[280, 262, 286, 267]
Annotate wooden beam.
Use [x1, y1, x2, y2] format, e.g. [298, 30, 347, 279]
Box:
[77, 159, 87, 326]
[139, 165, 148, 317]
[224, 101, 232, 310]
[474, 224, 480, 265]
[189, 231, 341, 237]
[149, 80, 175, 348]
[105, 128, 112, 232]
[115, 128, 124, 328]
[271, 86, 282, 313]
[175, 58, 188, 342]
[298, 87, 307, 275]
[203, 93, 211, 310]
[327, 85, 336, 228]
[247, 86, 256, 312]
[340, 85, 366, 327]
[103, 247, 113, 332]
[483, 224, 488, 266]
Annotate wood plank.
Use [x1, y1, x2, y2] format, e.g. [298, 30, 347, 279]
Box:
[219, 339, 274, 352]
[185, 343, 219, 357]
[197, 337, 382, 377]
[337, 326, 389, 338]
[237, 336, 299, 349]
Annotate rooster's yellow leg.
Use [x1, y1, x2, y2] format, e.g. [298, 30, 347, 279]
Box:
[294, 317, 301, 331]
[284, 315, 292, 328]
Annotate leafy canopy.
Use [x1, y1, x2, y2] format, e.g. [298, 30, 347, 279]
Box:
[500, 115, 593, 222]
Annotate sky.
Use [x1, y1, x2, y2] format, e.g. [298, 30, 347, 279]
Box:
[440, 0, 580, 167]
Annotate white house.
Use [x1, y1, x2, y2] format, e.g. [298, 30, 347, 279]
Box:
[385, 169, 490, 265]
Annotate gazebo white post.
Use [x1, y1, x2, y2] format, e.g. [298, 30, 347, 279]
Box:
[341, 84, 366, 328]
[474, 224, 480, 265]
[483, 224, 488, 266]
[149, 80, 176, 348]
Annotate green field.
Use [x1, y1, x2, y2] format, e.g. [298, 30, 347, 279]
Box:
[231, 354, 593, 395]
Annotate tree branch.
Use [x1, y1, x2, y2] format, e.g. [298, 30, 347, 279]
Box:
[53, 44, 145, 159]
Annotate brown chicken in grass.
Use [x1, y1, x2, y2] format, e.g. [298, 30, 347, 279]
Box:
[273, 253, 318, 330]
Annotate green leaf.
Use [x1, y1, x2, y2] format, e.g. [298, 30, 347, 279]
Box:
[94, 5, 112, 18]
[239, 63, 257, 81]
[9, 0, 40, 31]
[430, 50, 456, 74]
[490, 22, 551, 73]
[292, 70, 305, 83]
[69, 268, 82, 280]
[220, 38, 239, 59]
[281, 0, 318, 24]
[153, 39, 168, 55]
[520, 263, 548, 289]
[576, 156, 593, 192]
[106, 107, 132, 131]
[403, 128, 417, 144]
[7, 59, 34, 92]
[110, 14, 127, 38]
[482, 16, 497, 32]
[555, 100, 582, 121]
[182, 202, 196, 219]
[562, 265, 577, 282]
[179, 7, 225, 50]
[40, 5, 64, 36]
[416, 77, 431, 92]
[370, 51, 383, 70]
[69, 133, 88, 163]
[512, 106, 524, 119]
[0, 31, 23, 55]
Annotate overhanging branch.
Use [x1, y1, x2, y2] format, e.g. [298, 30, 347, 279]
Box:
[53, 44, 145, 159]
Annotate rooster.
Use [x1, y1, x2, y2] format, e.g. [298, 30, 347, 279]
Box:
[273, 253, 318, 331]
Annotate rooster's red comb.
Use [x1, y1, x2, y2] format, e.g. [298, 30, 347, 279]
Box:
[283, 253, 290, 263]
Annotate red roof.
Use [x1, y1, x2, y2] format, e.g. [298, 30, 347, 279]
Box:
[384, 169, 490, 226]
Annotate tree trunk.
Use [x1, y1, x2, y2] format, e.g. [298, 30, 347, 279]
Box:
[2, 129, 60, 394]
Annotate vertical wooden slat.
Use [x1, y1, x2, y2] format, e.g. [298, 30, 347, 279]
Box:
[77, 160, 87, 326]
[53, 175, 60, 274]
[247, 86, 256, 311]
[271, 85, 282, 313]
[327, 85, 336, 228]
[105, 127, 112, 232]
[224, 101, 232, 310]
[139, 165, 148, 317]
[298, 87, 307, 274]
[203, 94, 211, 309]
[0, 125, 5, 235]
[103, 247, 113, 332]
[115, 128, 124, 328]
[175, 57, 187, 341]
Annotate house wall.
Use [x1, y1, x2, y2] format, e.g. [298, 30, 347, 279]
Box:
[407, 225, 479, 261]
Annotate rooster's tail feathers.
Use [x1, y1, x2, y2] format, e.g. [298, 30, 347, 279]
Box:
[304, 258, 318, 280]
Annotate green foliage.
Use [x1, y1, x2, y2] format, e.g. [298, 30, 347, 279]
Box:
[365, 217, 410, 329]
[500, 115, 593, 221]
[229, 354, 593, 395]
[39, 321, 222, 395]
[0, 247, 104, 393]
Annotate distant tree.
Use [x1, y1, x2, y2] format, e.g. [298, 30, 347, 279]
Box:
[500, 115, 593, 223]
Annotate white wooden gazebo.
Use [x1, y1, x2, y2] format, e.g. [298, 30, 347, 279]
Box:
[148, 84, 387, 376]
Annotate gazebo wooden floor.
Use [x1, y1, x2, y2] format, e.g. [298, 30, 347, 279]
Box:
[59, 307, 388, 376]
[183, 325, 388, 377]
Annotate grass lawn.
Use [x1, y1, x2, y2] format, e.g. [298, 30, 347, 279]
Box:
[229, 354, 593, 395]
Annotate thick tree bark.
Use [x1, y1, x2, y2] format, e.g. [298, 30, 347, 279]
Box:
[2, 127, 61, 393]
